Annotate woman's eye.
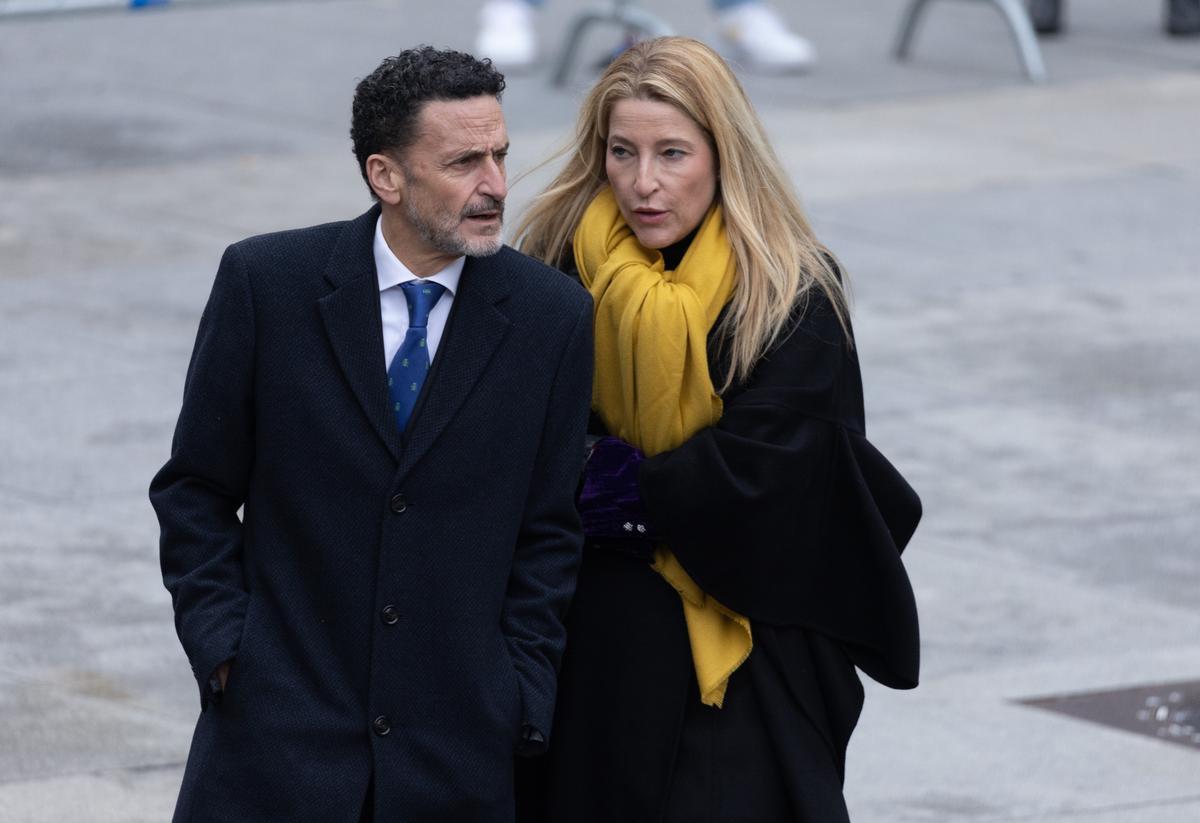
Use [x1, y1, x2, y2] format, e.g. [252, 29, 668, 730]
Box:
[610, 145, 630, 158]
[663, 148, 684, 159]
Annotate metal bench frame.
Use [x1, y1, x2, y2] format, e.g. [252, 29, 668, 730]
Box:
[895, 0, 1048, 83]
[552, 0, 674, 87]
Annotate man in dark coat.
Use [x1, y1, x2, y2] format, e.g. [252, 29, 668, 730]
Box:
[149, 47, 593, 823]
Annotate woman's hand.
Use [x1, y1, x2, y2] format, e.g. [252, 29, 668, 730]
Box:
[578, 437, 660, 554]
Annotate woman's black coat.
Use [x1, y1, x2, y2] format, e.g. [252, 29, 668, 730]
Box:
[517, 285, 920, 822]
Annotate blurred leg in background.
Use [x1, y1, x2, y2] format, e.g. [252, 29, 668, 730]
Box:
[1028, 0, 1063, 35]
[712, 0, 817, 72]
[1029, 0, 1200, 36]
[475, 0, 817, 72]
[476, 0, 542, 68]
[1167, 0, 1200, 34]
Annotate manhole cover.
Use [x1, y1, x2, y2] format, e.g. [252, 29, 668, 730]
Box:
[1019, 679, 1200, 751]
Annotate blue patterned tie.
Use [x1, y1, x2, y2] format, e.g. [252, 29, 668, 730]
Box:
[387, 280, 446, 433]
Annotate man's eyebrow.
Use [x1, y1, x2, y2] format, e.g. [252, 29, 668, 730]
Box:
[444, 143, 510, 164]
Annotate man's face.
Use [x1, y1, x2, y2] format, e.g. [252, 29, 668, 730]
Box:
[397, 96, 509, 259]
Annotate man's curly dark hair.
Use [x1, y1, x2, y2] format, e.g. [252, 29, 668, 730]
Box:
[351, 47, 506, 196]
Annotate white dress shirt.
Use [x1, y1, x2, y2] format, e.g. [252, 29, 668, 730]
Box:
[374, 217, 464, 370]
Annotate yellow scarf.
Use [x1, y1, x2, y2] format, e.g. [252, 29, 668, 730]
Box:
[574, 187, 752, 708]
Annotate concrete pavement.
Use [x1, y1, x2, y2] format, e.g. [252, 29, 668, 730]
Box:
[1, 0, 1198, 820]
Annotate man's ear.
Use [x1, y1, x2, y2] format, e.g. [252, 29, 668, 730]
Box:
[365, 153, 404, 205]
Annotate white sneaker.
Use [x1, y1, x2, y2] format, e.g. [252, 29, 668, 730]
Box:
[475, 0, 538, 70]
[717, 2, 818, 73]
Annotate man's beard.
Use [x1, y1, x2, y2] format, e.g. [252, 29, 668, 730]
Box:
[405, 194, 505, 258]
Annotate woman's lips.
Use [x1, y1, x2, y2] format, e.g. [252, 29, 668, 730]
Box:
[632, 208, 668, 225]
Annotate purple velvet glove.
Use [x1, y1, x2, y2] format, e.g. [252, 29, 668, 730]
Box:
[578, 437, 660, 550]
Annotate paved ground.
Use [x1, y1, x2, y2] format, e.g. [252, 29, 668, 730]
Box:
[1, 0, 1198, 820]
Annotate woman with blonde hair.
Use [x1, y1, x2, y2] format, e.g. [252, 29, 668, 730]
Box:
[514, 36, 920, 822]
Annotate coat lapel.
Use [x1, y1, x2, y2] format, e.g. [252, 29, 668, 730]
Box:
[317, 205, 405, 462]
[395, 252, 513, 482]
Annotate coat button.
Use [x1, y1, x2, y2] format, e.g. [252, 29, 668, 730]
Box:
[380, 605, 399, 626]
[389, 494, 407, 514]
[373, 715, 391, 736]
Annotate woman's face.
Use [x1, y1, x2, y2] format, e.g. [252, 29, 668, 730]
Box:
[605, 97, 718, 250]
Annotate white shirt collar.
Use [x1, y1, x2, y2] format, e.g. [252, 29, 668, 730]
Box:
[373, 216, 464, 296]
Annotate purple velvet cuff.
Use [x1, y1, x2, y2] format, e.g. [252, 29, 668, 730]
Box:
[578, 437, 660, 545]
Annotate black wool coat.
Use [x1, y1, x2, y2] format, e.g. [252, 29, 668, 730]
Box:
[150, 205, 594, 823]
[518, 286, 920, 822]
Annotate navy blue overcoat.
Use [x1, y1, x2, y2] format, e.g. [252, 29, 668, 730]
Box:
[150, 205, 593, 822]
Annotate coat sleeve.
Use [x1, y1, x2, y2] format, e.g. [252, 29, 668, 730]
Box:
[149, 243, 254, 707]
[638, 291, 921, 689]
[503, 296, 594, 745]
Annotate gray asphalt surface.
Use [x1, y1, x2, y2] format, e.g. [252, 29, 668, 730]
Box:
[1, 0, 1198, 820]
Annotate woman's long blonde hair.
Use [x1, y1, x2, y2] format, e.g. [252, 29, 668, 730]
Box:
[513, 36, 849, 390]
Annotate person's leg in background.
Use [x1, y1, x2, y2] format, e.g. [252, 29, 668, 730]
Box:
[474, 0, 817, 72]
[712, 0, 817, 71]
[1167, 0, 1200, 35]
[475, 0, 542, 69]
[1030, 0, 1200, 37]
[1028, 0, 1063, 35]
